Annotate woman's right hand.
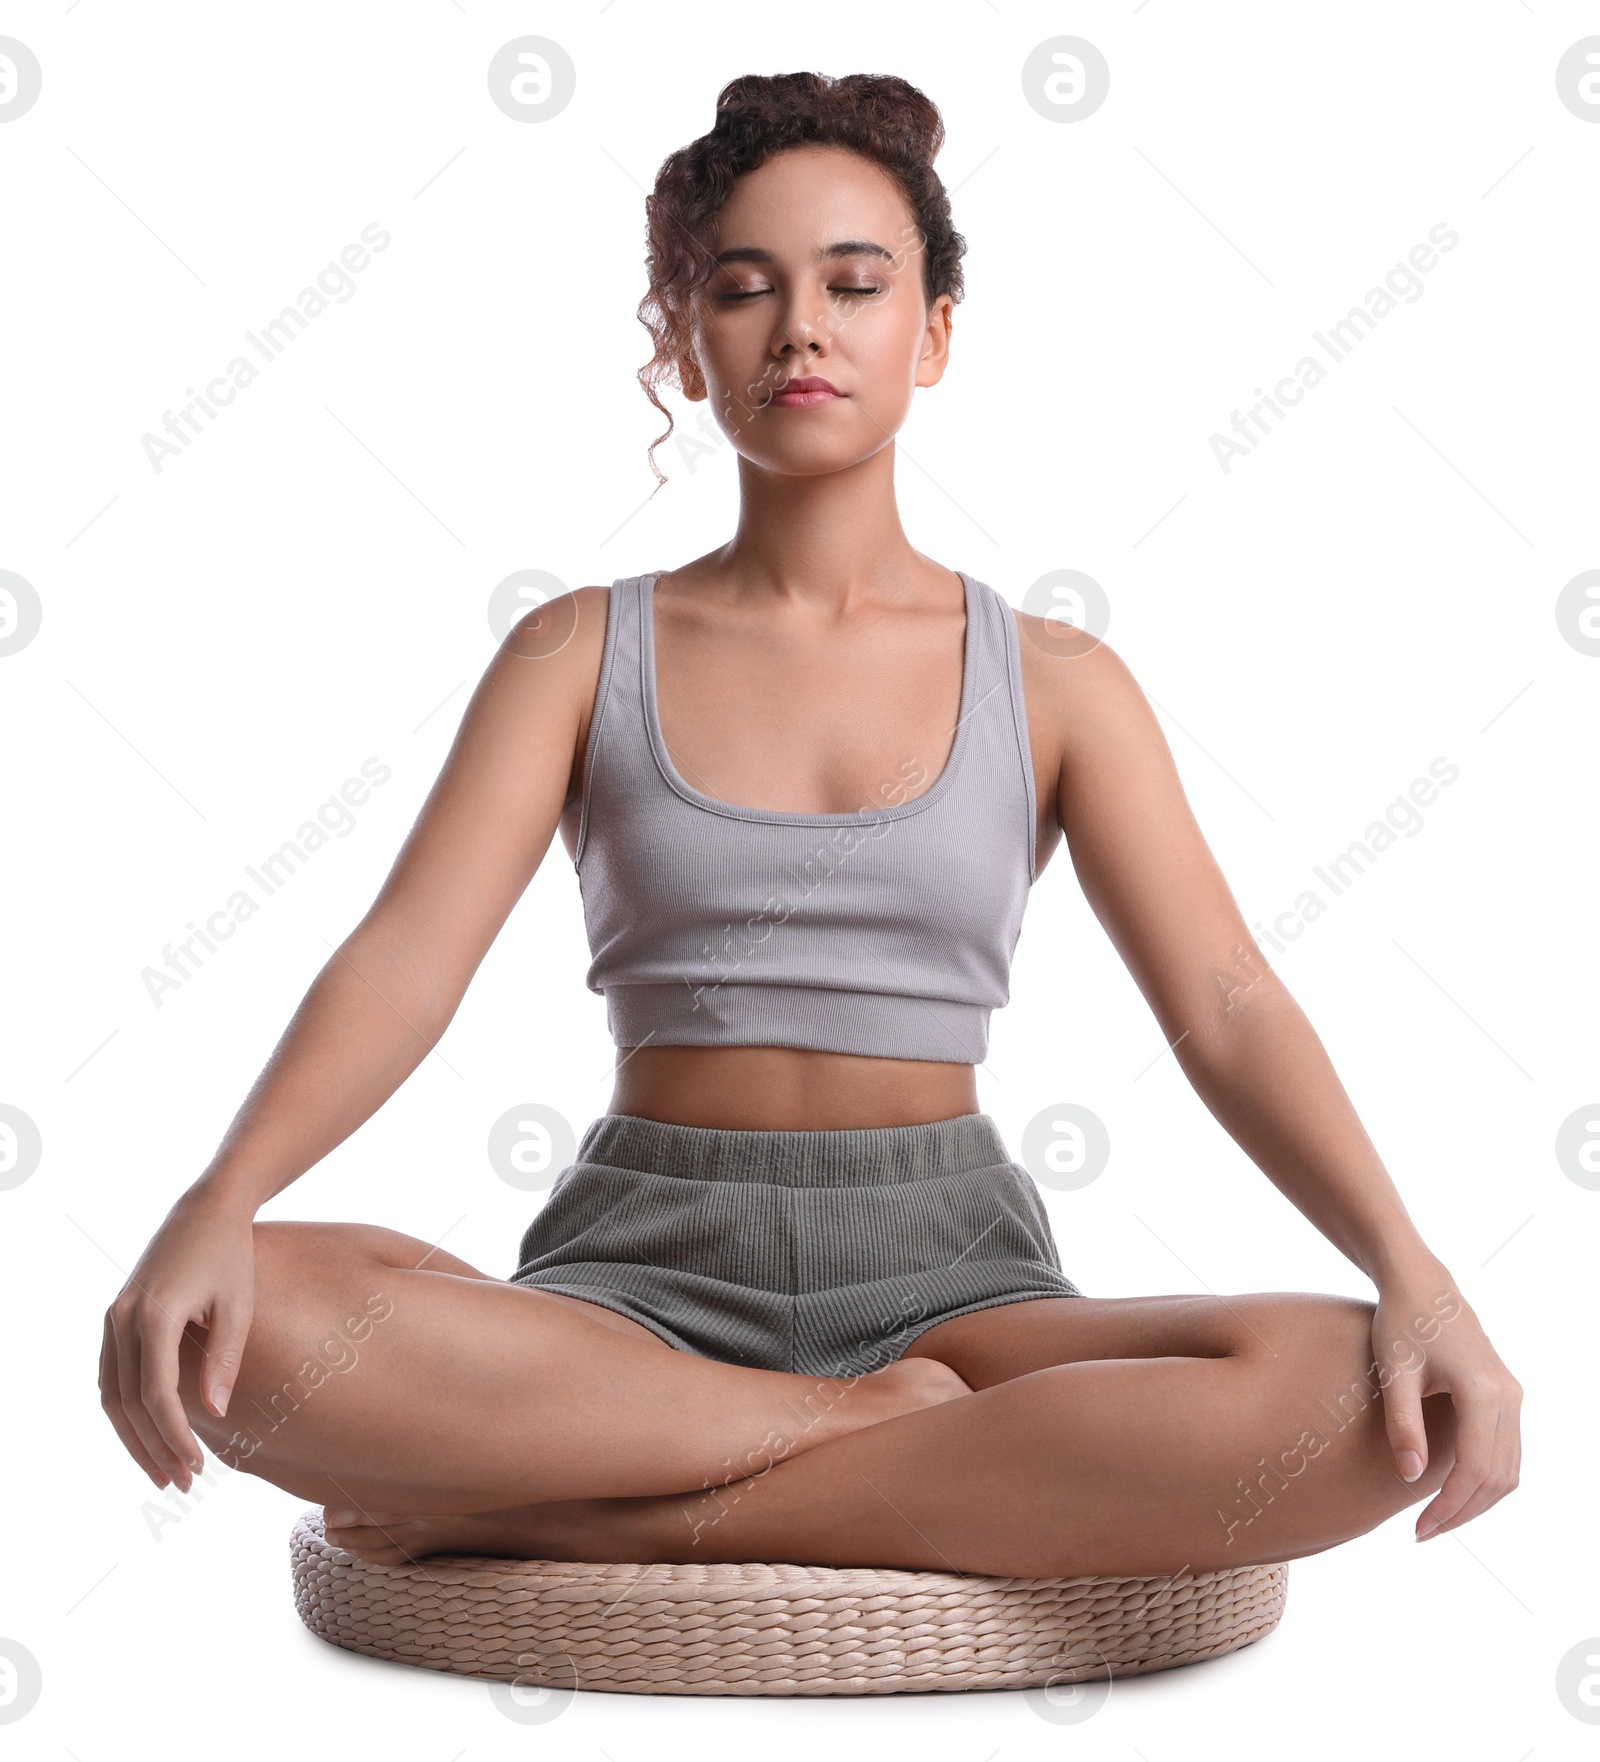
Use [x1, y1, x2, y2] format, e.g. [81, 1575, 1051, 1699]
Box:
[99, 1188, 256, 1492]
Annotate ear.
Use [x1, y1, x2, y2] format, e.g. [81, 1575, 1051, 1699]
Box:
[915, 293, 954, 390]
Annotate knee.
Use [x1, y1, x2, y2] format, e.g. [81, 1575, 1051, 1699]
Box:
[245, 1222, 401, 1358]
[249, 1218, 362, 1282]
[176, 1224, 397, 1454]
[1279, 1294, 1460, 1515]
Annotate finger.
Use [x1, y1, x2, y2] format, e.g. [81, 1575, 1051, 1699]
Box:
[1424, 1397, 1521, 1538]
[1421, 1446, 1506, 1535]
[200, 1296, 252, 1419]
[114, 1308, 194, 1486]
[100, 1312, 168, 1488]
[1415, 1390, 1495, 1538]
[1381, 1365, 1429, 1483]
[137, 1314, 207, 1478]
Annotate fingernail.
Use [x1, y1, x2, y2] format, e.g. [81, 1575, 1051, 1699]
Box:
[1397, 1450, 1424, 1482]
[213, 1385, 231, 1418]
[1415, 1518, 1439, 1540]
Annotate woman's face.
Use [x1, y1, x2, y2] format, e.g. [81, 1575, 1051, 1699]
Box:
[683, 144, 953, 475]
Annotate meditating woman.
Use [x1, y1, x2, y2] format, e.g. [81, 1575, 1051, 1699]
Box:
[99, 71, 1520, 1577]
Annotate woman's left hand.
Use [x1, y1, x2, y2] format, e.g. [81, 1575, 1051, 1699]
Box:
[1370, 1256, 1522, 1540]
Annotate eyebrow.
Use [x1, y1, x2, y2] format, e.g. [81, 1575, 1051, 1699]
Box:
[710, 240, 897, 268]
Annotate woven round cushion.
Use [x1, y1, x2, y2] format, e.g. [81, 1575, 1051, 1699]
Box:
[290, 1509, 1288, 1696]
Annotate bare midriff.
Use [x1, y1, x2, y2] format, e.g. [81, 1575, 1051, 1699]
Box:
[607, 1045, 980, 1131]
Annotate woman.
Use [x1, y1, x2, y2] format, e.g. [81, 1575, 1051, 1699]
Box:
[99, 71, 1520, 1579]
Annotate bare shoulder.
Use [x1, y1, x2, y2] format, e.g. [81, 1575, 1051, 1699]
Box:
[487, 583, 615, 796]
[500, 583, 611, 670]
[491, 581, 609, 707]
[1008, 604, 1155, 775]
[349, 583, 618, 992]
[1008, 603, 1264, 1034]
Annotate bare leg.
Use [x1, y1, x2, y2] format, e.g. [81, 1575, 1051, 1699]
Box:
[174, 1221, 968, 1512]
[329, 1291, 1460, 1577]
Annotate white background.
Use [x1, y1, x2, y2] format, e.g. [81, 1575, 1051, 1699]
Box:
[2, 2, 1595, 1756]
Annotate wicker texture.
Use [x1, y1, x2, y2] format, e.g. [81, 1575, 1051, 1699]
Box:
[290, 1509, 1287, 1696]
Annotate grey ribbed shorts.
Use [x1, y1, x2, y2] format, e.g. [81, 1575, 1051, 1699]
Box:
[508, 1109, 1085, 1377]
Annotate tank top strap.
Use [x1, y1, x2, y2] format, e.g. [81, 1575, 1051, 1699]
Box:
[572, 574, 650, 868]
[960, 574, 1039, 886]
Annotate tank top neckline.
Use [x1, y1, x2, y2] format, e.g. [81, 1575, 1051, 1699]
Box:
[636, 568, 989, 828]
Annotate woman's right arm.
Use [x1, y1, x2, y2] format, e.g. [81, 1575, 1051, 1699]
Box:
[99, 588, 610, 1490]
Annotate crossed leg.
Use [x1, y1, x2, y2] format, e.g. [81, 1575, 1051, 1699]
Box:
[177, 1223, 1457, 1579]
[173, 1221, 968, 1510]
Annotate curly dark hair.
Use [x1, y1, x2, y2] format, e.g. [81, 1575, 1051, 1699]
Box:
[635, 71, 968, 490]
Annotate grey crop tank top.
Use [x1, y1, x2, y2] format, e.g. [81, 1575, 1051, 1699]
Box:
[571, 571, 1039, 1064]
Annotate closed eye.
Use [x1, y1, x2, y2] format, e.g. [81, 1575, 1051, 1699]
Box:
[722, 286, 883, 301]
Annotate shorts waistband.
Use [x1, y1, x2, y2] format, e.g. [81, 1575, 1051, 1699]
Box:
[573, 1109, 1013, 1188]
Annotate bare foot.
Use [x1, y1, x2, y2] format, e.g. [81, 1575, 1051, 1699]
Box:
[833, 1354, 970, 1426]
[322, 1498, 655, 1567]
[323, 1356, 972, 1567]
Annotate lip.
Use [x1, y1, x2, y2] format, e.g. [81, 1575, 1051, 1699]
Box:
[768, 376, 841, 407]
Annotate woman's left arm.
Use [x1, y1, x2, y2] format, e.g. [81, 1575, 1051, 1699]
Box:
[1164, 980, 1522, 1539]
[1029, 621, 1522, 1541]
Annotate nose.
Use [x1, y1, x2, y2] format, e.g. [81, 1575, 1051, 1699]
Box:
[770, 283, 833, 363]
